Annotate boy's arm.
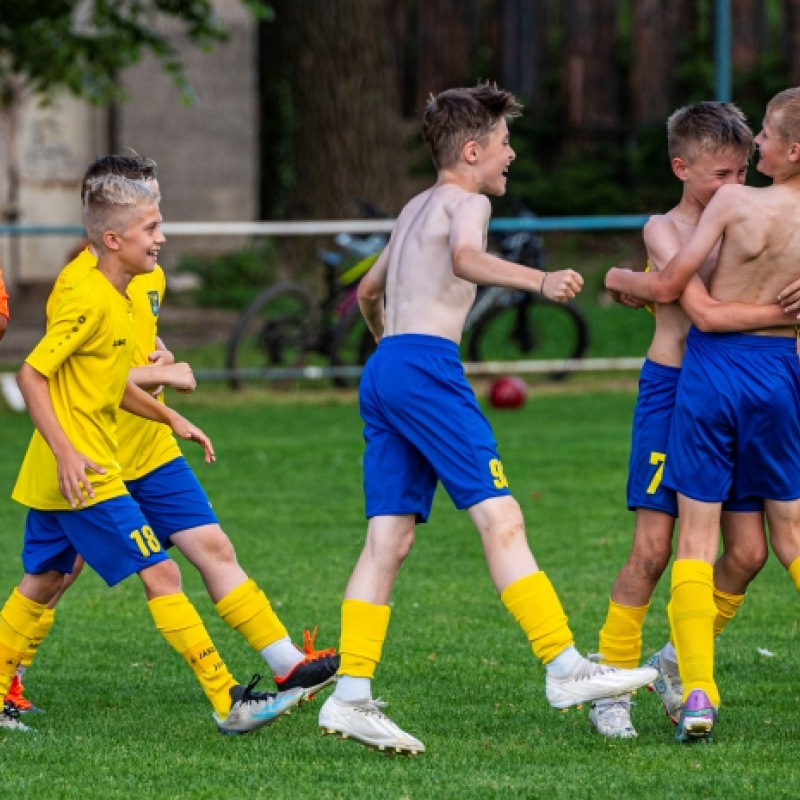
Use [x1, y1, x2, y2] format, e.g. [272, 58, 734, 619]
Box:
[450, 194, 583, 302]
[679, 275, 790, 332]
[129, 337, 195, 393]
[17, 363, 106, 508]
[606, 189, 733, 303]
[0, 264, 8, 340]
[358, 246, 389, 341]
[120, 381, 214, 463]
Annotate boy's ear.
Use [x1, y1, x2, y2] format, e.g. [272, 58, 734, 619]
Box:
[787, 141, 800, 163]
[671, 156, 689, 182]
[102, 230, 121, 252]
[463, 139, 480, 165]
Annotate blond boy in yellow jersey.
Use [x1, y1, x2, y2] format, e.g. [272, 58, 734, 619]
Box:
[4, 155, 338, 717]
[0, 174, 304, 734]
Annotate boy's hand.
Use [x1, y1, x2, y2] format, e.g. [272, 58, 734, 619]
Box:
[609, 289, 647, 309]
[163, 362, 196, 393]
[542, 269, 583, 302]
[55, 447, 106, 508]
[778, 276, 800, 314]
[168, 412, 215, 463]
[148, 348, 175, 366]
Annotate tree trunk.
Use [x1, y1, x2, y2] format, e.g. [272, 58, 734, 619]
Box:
[560, 0, 620, 136]
[730, 0, 768, 70]
[631, 0, 696, 126]
[498, 0, 548, 110]
[263, 0, 410, 221]
[782, 0, 800, 85]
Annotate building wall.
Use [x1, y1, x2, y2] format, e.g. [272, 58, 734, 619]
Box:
[2, 0, 258, 285]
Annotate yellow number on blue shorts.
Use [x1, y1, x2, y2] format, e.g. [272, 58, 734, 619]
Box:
[130, 525, 163, 558]
[646, 452, 666, 495]
[489, 459, 509, 489]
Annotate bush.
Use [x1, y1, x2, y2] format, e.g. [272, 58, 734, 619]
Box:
[175, 241, 278, 309]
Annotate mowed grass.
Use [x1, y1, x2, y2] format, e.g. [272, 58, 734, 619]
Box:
[1, 389, 800, 799]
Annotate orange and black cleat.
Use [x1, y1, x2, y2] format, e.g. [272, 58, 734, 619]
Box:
[4, 675, 44, 714]
[274, 627, 339, 701]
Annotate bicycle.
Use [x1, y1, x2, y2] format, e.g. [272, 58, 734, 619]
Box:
[224, 230, 385, 390]
[225, 200, 589, 389]
[463, 203, 590, 380]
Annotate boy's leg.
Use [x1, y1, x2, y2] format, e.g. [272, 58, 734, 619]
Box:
[668, 495, 721, 743]
[0, 574, 62, 732]
[141, 559, 302, 734]
[468, 496, 658, 709]
[129, 458, 338, 696]
[320, 514, 425, 754]
[765, 499, 800, 608]
[593, 508, 672, 737]
[5, 557, 86, 713]
[171, 525, 338, 697]
[714, 510, 768, 635]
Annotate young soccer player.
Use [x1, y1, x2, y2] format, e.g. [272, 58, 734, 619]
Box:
[605, 87, 800, 742]
[591, 102, 791, 739]
[0, 174, 304, 733]
[3, 155, 338, 716]
[317, 83, 658, 755]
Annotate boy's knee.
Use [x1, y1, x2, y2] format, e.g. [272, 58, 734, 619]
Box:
[173, 525, 237, 566]
[139, 558, 182, 598]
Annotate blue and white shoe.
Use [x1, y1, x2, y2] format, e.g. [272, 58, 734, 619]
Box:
[214, 674, 303, 736]
[0, 701, 34, 732]
[675, 689, 717, 743]
[645, 649, 683, 724]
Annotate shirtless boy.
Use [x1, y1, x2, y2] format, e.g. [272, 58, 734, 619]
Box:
[317, 83, 657, 755]
[605, 87, 800, 742]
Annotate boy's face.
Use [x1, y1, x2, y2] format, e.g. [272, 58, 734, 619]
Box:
[754, 113, 786, 177]
[475, 118, 515, 195]
[677, 148, 748, 207]
[114, 204, 165, 276]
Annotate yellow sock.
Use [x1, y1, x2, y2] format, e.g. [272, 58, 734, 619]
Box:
[0, 588, 46, 697]
[713, 587, 745, 637]
[214, 579, 288, 652]
[500, 571, 574, 664]
[19, 607, 56, 670]
[598, 600, 649, 668]
[668, 560, 719, 707]
[339, 599, 391, 679]
[149, 593, 238, 717]
[788, 556, 800, 613]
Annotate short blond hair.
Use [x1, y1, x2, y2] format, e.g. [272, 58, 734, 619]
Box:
[766, 87, 800, 143]
[667, 101, 754, 163]
[83, 174, 160, 248]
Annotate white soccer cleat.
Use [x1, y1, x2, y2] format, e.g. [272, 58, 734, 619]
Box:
[214, 674, 304, 736]
[645, 649, 683, 724]
[319, 695, 425, 754]
[546, 657, 657, 709]
[589, 694, 637, 738]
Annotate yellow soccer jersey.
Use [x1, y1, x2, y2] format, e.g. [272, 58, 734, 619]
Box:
[116, 266, 181, 481]
[12, 269, 135, 510]
[46, 248, 180, 481]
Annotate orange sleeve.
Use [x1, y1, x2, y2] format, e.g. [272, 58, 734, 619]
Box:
[0, 262, 8, 319]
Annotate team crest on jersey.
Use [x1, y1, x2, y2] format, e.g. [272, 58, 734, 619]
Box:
[147, 290, 160, 316]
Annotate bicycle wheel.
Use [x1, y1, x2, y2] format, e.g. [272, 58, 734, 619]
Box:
[328, 304, 377, 388]
[225, 282, 319, 390]
[466, 296, 589, 381]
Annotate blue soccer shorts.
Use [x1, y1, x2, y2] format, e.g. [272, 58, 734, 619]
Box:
[626, 358, 761, 514]
[359, 333, 511, 522]
[664, 329, 800, 503]
[23, 495, 170, 587]
[125, 456, 218, 547]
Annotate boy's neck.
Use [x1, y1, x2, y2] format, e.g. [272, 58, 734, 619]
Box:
[96, 256, 133, 296]
[434, 168, 480, 194]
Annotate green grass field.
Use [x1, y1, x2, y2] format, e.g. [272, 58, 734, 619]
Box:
[1, 389, 799, 799]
